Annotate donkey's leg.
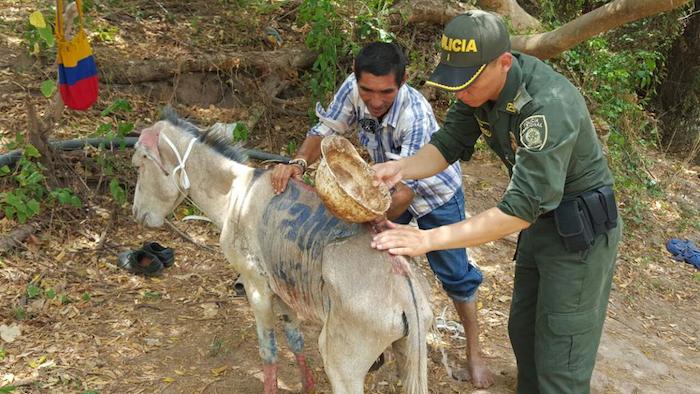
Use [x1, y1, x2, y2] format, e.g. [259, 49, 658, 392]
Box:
[245, 275, 280, 394]
[318, 313, 391, 394]
[391, 336, 410, 383]
[275, 299, 315, 392]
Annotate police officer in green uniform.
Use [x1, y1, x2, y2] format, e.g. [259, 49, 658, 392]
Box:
[371, 10, 622, 393]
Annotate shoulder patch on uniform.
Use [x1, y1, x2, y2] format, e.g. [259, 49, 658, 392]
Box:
[519, 115, 548, 151]
[475, 115, 492, 138]
[513, 84, 532, 112]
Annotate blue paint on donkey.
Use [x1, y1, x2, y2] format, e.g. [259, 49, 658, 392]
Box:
[131, 109, 432, 394]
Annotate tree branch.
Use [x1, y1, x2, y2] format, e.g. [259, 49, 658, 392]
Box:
[511, 0, 692, 59]
[478, 0, 541, 32]
[102, 49, 317, 84]
[390, 0, 475, 25]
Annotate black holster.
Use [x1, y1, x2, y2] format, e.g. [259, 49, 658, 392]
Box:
[553, 185, 618, 252]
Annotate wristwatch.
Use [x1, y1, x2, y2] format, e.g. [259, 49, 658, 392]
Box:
[288, 158, 307, 173]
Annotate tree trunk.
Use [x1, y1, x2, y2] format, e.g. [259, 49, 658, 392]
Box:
[511, 0, 692, 59]
[102, 49, 317, 84]
[390, 0, 475, 25]
[655, 0, 700, 163]
[477, 0, 541, 32]
[394, 0, 540, 30]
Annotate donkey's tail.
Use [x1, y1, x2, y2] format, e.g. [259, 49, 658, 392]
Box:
[402, 274, 429, 394]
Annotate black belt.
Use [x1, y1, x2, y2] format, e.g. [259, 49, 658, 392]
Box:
[539, 186, 618, 252]
[540, 210, 554, 218]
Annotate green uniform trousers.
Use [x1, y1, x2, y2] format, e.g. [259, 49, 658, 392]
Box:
[508, 215, 622, 393]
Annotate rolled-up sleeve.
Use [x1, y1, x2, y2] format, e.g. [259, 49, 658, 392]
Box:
[497, 100, 579, 223]
[308, 76, 358, 137]
[429, 101, 481, 164]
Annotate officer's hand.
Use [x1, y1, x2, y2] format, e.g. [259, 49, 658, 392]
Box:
[372, 161, 403, 189]
[370, 224, 430, 257]
[271, 163, 302, 194]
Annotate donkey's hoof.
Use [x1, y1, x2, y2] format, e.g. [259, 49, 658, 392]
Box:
[117, 250, 164, 276]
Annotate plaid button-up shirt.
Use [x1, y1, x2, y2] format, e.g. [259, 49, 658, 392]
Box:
[308, 74, 463, 218]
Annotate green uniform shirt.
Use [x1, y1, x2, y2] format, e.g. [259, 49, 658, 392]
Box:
[431, 52, 614, 223]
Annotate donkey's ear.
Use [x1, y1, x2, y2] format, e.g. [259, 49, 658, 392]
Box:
[137, 124, 163, 162]
[136, 124, 171, 175]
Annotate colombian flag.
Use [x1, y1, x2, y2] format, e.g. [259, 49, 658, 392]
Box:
[56, 0, 98, 110]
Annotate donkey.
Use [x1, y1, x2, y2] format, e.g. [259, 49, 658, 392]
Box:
[130, 110, 433, 394]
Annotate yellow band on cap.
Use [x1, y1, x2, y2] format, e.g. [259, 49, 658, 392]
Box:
[426, 64, 487, 92]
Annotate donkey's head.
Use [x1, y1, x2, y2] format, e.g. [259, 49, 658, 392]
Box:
[131, 121, 187, 227]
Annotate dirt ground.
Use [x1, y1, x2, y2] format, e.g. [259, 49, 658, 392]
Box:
[1, 151, 698, 394]
[1, 1, 699, 393]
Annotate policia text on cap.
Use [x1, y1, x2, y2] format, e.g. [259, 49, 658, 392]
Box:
[371, 10, 622, 393]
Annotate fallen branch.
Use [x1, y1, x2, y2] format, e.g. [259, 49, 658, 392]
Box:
[102, 49, 317, 84]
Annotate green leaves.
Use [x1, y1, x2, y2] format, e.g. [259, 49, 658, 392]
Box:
[29, 11, 46, 28]
[0, 135, 84, 223]
[14, 307, 26, 321]
[26, 9, 54, 56]
[23, 144, 41, 158]
[298, 0, 347, 110]
[30, 10, 54, 47]
[92, 99, 135, 205]
[50, 188, 82, 208]
[2, 191, 41, 224]
[109, 179, 126, 206]
[286, 140, 298, 156]
[26, 284, 42, 299]
[36, 25, 54, 47]
[40, 79, 56, 98]
[232, 123, 249, 143]
[100, 99, 132, 116]
[143, 291, 162, 300]
[355, 0, 395, 43]
[561, 36, 668, 225]
[0, 143, 45, 223]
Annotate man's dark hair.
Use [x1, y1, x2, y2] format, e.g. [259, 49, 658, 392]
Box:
[354, 42, 407, 87]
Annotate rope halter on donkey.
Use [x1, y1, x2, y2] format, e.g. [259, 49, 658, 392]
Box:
[160, 132, 197, 193]
[157, 131, 211, 223]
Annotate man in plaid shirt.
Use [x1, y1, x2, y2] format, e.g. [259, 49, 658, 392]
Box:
[271, 42, 493, 388]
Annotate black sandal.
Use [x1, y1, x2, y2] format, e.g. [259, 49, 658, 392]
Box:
[117, 249, 164, 276]
[141, 241, 175, 268]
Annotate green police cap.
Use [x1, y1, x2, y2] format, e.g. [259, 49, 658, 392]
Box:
[427, 11, 511, 92]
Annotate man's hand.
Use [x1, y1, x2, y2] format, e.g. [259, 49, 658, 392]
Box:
[372, 161, 403, 189]
[385, 182, 414, 221]
[369, 216, 396, 233]
[370, 224, 431, 257]
[271, 163, 303, 194]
